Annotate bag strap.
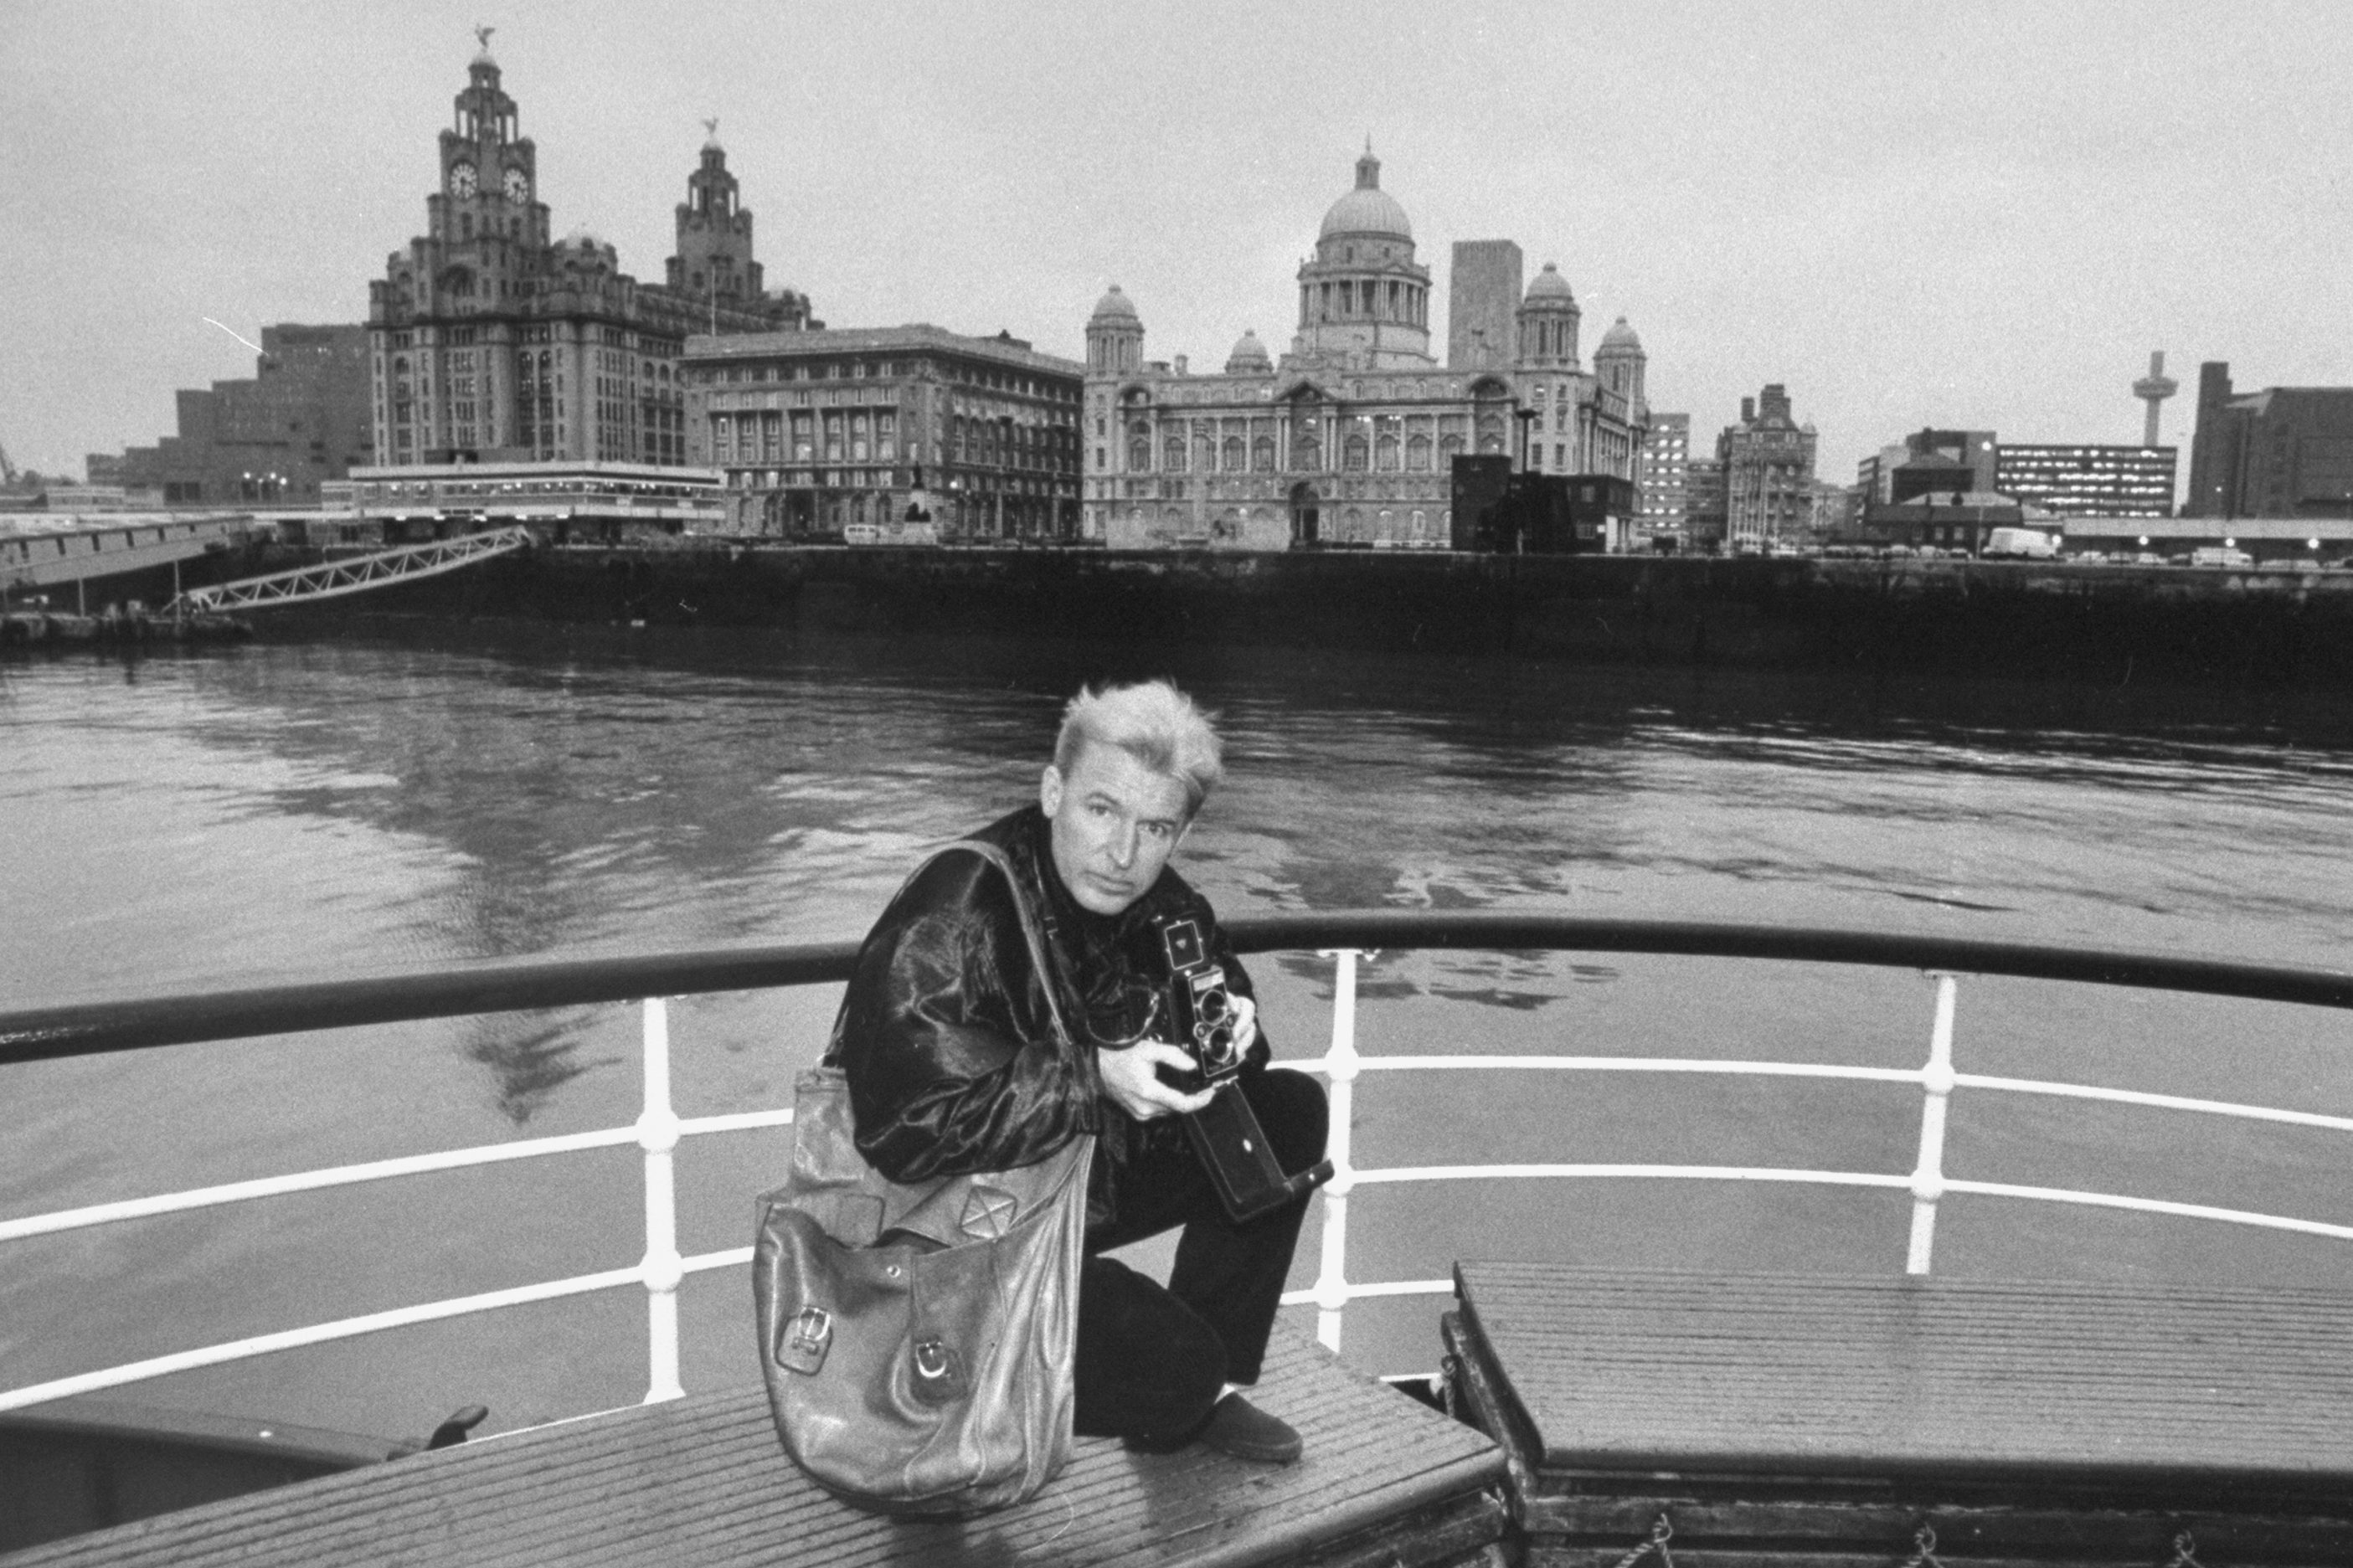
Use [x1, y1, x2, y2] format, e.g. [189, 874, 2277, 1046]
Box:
[832, 835, 1080, 1060]
[940, 838, 1079, 1051]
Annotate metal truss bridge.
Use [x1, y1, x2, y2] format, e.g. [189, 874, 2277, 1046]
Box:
[167, 526, 531, 614]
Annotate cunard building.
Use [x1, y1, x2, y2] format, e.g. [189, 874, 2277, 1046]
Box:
[1083, 147, 1650, 549]
[367, 35, 818, 470]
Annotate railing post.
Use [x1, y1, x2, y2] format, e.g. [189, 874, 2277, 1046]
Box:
[1906, 974, 1959, 1275]
[1312, 949, 1363, 1353]
[637, 997, 685, 1402]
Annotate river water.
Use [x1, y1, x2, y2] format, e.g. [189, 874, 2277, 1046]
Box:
[6, 622, 2353, 1443]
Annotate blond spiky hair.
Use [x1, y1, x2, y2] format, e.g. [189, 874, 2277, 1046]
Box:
[1053, 679, 1225, 817]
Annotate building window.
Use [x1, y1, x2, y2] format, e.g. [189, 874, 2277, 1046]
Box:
[1253, 435, 1274, 471]
[1344, 434, 1368, 471]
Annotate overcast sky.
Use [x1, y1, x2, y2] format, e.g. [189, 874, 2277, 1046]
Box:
[3, 1, 2347, 486]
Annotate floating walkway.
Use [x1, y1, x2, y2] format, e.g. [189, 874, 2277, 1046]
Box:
[166, 527, 532, 615]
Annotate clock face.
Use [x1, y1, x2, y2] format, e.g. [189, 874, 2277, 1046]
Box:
[503, 167, 529, 203]
[448, 161, 477, 198]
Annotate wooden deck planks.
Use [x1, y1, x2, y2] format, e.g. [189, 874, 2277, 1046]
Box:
[1455, 1263, 2353, 1492]
[3, 1326, 1502, 1568]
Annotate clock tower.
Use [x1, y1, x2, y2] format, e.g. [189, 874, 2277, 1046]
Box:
[431, 29, 547, 258]
[368, 33, 817, 468]
[666, 123, 762, 307]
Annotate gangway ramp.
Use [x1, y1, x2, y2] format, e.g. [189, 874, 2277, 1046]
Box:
[167, 527, 531, 614]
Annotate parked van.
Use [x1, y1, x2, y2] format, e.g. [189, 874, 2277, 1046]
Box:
[1984, 527, 2060, 559]
[2189, 546, 2254, 568]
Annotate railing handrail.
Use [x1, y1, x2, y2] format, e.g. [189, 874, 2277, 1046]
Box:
[8, 913, 2352, 1067]
[13, 914, 2353, 1416]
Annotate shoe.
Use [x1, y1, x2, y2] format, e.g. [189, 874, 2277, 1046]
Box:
[1196, 1394, 1301, 1464]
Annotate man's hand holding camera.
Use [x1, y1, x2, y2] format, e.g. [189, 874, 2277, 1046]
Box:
[1095, 994, 1257, 1122]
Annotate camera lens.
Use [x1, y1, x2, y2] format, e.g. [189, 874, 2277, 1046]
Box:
[1201, 1022, 1235, 1062]
[1196, 990, 1230, 1024]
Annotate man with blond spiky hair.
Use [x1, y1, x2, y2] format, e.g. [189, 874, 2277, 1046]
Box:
[832, 678, 1328, 1464]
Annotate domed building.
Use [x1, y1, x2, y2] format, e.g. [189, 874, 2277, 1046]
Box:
[1081, 148, 1652, 551]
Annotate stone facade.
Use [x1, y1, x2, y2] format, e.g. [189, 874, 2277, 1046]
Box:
[367, 44, 817, 470]
[1717, 384, 1818, 550]
[1082, 148, 1649, 550]
[682, 326, 1082, 539]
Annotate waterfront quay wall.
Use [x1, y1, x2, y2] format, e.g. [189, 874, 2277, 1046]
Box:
[320, 546, 2353, 686]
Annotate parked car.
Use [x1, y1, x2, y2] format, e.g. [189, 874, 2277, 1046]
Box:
[2189, 546, 2255, 568]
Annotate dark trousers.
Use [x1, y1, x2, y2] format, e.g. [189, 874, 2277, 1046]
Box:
[1072, 1067, 1329, 1449]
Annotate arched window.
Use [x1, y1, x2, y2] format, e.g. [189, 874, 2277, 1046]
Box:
[1294, 434, 1322, 471]
[1165, 435, 1187, 471]
[1407, 434, 1431, 470]
[1252, 435, 1274, 471]
[1223, 435, 1245, 470]
[1439, 434, 1465, 460]
[1129, 436, 1151, 470]
[1343, 434, 1369, 471]
[1376, 435, 1400, 471]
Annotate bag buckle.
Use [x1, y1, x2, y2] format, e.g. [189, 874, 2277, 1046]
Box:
[909, 1336, 968, 1405]
[776, 1305, 832, 1375]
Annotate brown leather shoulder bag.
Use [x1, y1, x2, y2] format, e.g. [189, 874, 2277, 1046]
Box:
[753, 840, 1094, 1516]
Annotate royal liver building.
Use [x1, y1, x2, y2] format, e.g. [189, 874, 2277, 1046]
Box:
[1082, 147, 1649, 548]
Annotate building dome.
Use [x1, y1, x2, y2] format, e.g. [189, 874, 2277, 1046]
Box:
[1524, 263, 1576, 303]
[1224, 329, 1272, 374]
[1598, 316, 1644, 353]
[1089, 284, 1140, 324]
[1319, 145, 1412, 240]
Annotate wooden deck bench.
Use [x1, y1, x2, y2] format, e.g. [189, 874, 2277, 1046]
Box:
[3, 1325, 1504, 1568]
[1444, 1262, 2353, 1566]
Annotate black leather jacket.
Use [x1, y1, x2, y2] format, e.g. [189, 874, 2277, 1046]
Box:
[828, 805, 1267, 1222]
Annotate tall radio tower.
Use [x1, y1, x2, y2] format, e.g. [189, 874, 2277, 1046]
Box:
[2132, 350, 2178, 445]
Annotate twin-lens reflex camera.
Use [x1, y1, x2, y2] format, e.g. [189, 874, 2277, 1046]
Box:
[1157, 917, 1334, 1222]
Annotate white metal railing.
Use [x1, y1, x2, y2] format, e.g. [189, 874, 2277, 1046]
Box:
[9, 944, 2353, 1414]
[1277, 951, 2353, 1355]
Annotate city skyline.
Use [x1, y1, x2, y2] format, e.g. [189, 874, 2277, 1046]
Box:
[4, 0, 2348, 484]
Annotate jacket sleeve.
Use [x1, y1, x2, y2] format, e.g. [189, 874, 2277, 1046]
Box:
[832, 851, 1100, 1183]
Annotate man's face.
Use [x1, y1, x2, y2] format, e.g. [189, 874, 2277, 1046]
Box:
[1039, 742, 1192, 917]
